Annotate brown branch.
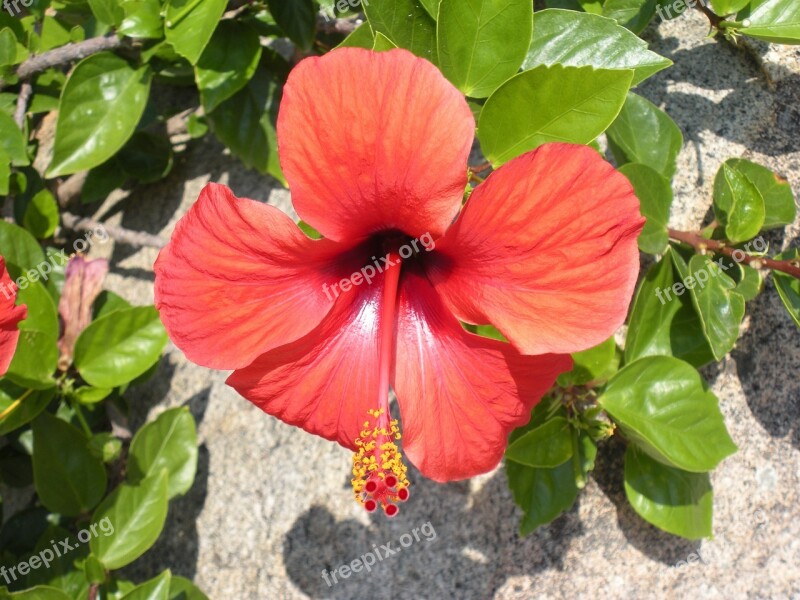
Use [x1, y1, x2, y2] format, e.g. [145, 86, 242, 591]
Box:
[469, 161, 492, 174]
[56, 171, 90, 210]
[13, 82, 32, 129]
[316, 15, 360, 35]
[0, 35, 125, 91]
[694, 2, 723, 28]
[668, 228, 800, 279]
[62, 213, 167, 249]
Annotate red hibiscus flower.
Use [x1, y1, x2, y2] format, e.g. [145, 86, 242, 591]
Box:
[154, 48, 644, 516]
[0, 256, 27, 377]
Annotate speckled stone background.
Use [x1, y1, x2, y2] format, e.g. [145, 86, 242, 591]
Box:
[64, 10, 800, 600]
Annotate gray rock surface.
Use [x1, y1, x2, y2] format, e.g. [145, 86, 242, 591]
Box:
[84, 9, 800, 600]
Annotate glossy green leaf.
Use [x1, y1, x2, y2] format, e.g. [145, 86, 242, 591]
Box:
[119, 0, 164, 39]
[624, 445, 713, 539]
[0, 221, 45, 274]
[74, 386, 114, 405]
[710, 0, 749, 15]
[0, 382, 54, 436]
[267, 0, 316, 50]
[48, 53, 153, 177]
[681, 254, 746, 360]
[557, 336, 619, 386]
[22, 188, 59, 239]
[165, 0, 227, 64]
[0, 111, 29, 166]
[338, 21, 374, 48]
[120, 570, 171, 600]
[479, 64, 633, 165]
[73, 306, 168, 389]
[128, 407, 198, 499]
[89, 431, 123, 463]
[713, 163, 766, 243]
[169, 577, 210, 600]
[372, 31, 397, 51]
[720, 159, 795, 229]
[773, 248, 800, 327]
[419, 0, 440, 17]
[506, 417, 573, 468]
[195, 21, 262, 113]
[6, 330, 58, 389]
[506, 432, 596, 535]
[603, 0, 657, 34]
[90, 471, 169, 570]
[437, 0, 532, 98]
[607, 92, 683, 179]
[89, 0, 125, 27]
[208, 60, 286, 184]
[16, 280, 58, 338]
[32, 413, 108, 516]
[7, 587, 72, 600]
[364, 0, 438, 63]
[733, 263, 763, 301]
[523, 9, 671, 86]
[624, 249, 715, 367]
[0, 27, 17, 66]
[738, 0, 800, 44]
[619, 163, 673, 254]
[599, 356, 737, 472]
[40, 16, 72, 51]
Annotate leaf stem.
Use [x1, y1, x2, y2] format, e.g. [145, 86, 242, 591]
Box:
[667, 228, 800, 279]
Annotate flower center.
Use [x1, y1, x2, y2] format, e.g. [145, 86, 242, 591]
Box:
[350, 250, 410, 516]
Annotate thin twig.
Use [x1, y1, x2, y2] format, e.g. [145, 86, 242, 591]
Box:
[694, 2, 723, 28]
[668, 228, 800, 279]
[62, 213, 167, 249]
[0, 35, 125, 90]
[13, 82, 32, 130]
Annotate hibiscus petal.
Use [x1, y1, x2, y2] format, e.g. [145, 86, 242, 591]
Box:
[226, 277, 385, 449]
[430, 143, 645, 355]
[154, 183, 351, 370]
[277, 47, 474, 242]
[0, 257, 27, 376]
[393, 269, 572, 482]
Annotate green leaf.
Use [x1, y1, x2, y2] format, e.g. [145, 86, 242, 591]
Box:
[32, 413, 108, 516]
[119, 0, 164, 39]
[74, 386, 114, 405]
[523, 9, 671, 86]
[624, 250, 716, 367]
[0, 111, 30, 166]
[713, 163, 766, 243]
[117, 132, 174, 183]
[506, 417, 573, 468]
[6, 330, 58, 389]
[479, 64, 633, 165]
[606, 92, 683, 179]
[88, 431, 123, 463]
[364, 0, 438, 63]
[40, 17, 72, 51]
[90, 471, 169, 570]
[773, 248, 800, 327]
[338, 21, 374, 48]
[720, 159, 795, 229]
[165, 0, 227, 64]
[0, 221, 44, 274]
[506, 432, 596, 534]
[624, 445, 712, 539]
[266, 0, 316, 50]
[682, 254, 746, 360]
[128, 407, 198, 499]
[84, 554, 107, 584]
[0, 381, 54, 436]
[733, 263, 763, 301]
[88, 0, 125, 27]
[603, 0, 657, 34]
[22, 188, 59, 239]
[48, 53, 153, 177]
[0, 27, 18, 66]
[437, 0, 532, 98]
[208, 60, 286, 185]
[195, 20, 262, 113]
[738, 0, 800, 44]
[709, 0, 749, 15]
[419, 0, 441, 17]
[599, 356, 737, 472]
[168, 577, 209, 600]
[73, 306, 168, 389]
[557, 336, 619, 386]
[82, 158, 127, 204]
[372, 31, 397, 51]
[619, 163, 673, 254]
[93, 290, 132, 319]
[16, 280, 58, 338]
[120, 570, 171, 600]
